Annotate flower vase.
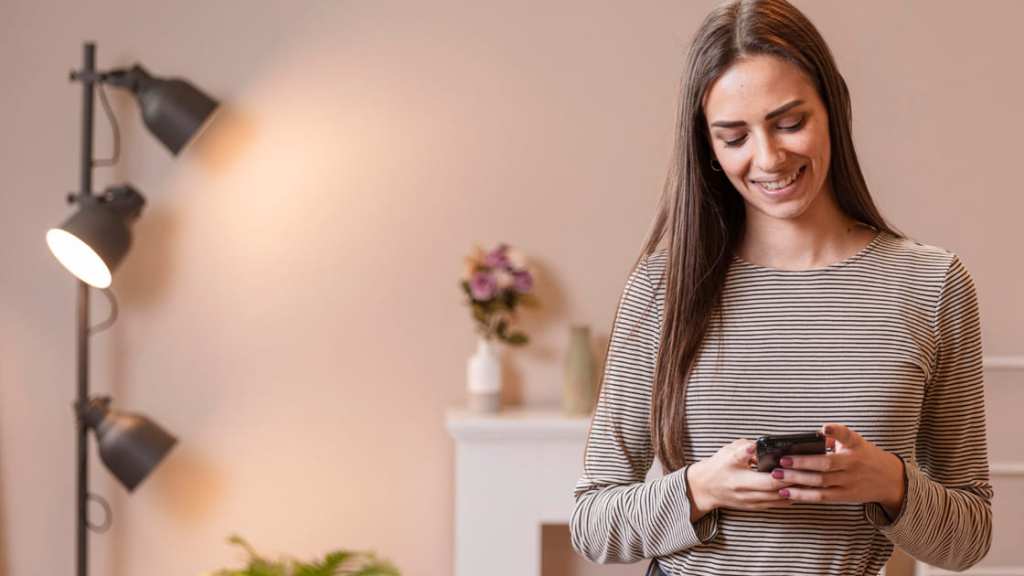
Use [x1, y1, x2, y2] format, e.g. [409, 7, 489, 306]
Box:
[467, 337, 502, 412]
[563, 324, 597, 415]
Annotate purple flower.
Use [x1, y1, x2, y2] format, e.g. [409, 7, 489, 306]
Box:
[484, 244, 509, 269]
[512, 270, 533, 293]
[470, 271, 497, 300]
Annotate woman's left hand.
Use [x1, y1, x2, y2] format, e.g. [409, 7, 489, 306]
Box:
[774, 423, 906, 519]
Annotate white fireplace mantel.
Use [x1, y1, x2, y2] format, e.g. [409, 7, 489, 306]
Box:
[446, 407, 601, 576]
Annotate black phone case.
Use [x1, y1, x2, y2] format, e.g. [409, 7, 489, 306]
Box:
[755, 431, 827, 472]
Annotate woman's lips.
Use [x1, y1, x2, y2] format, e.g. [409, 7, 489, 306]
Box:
[753, 165, 805, 197]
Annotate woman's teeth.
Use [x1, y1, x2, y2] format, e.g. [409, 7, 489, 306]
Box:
[757, 166, 803, 191]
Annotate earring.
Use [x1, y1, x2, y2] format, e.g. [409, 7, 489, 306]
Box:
[711, 159, 723, 172]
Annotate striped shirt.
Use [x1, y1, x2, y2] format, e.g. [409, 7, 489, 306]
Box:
[571, 230, 993, 575]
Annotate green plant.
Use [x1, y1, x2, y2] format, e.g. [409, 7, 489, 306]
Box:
[208, 534, 401, 576]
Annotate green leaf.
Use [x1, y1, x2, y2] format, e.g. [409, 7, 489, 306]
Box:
[320, 550, 354, 574]
[518, 293, 540, 307]
[471, 306, 488, 323]
[227, 534, 261, 560]
[349, 560, 401, 576]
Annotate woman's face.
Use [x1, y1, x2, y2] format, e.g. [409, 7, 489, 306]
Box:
[703, 54, 832, 223]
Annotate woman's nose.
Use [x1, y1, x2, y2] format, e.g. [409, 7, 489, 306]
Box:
[754, 135, 787, 172]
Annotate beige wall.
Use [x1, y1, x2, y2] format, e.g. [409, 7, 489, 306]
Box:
[1, 1, 1021, 575]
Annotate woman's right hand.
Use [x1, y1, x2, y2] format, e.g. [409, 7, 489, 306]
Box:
[685, 439, 796, 522]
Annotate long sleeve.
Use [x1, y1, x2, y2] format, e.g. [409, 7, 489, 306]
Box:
[863, 254, 994, 570]
[570, 255, 717, 564]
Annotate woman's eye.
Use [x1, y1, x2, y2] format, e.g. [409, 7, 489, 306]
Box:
[721, 117, 804, 148]
[779, 117, 805, 131]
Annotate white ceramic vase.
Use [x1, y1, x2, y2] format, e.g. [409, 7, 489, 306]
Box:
[466, 337, 502, 412]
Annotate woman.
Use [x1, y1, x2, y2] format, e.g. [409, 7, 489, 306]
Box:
[569, 1, 993, 575]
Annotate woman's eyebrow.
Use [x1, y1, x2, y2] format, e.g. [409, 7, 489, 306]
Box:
[709, 99, 804, 128]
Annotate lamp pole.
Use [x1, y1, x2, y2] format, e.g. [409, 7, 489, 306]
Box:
[60, 40, 210, 576]
[76, 41, 96, 576]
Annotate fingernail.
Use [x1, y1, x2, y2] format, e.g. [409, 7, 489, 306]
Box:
[771, 469, 784, 479]
[780, 456, 793, 468]
[779, 489, 790, 498]
[747, 445, 755, 454]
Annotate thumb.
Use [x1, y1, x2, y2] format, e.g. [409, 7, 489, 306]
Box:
[822, 423, 859, 448]
[734, 440, 756, 463]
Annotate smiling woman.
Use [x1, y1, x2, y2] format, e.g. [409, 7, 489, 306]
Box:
[702, 56, 869, 267]
[569, 1, 993, 575]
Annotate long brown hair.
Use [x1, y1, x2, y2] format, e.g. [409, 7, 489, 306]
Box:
[636, 0, 903, 472]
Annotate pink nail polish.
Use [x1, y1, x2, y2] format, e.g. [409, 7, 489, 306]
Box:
[771, 469, 784, 479]
[779, 489, 790, 498]
[780, 456, 793, 468]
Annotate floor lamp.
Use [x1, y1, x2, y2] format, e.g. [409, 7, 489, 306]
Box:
[44, 42, 218, 576]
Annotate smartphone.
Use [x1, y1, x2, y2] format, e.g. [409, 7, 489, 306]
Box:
[755, 431, 828, 472]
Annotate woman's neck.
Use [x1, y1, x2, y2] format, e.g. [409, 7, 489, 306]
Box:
[736, 196, 877, 271]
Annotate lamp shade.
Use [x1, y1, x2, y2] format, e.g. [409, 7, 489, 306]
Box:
[82, 398, 177, 492]
[46, 185, 145, 288]
[130, 65, 218, 155]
